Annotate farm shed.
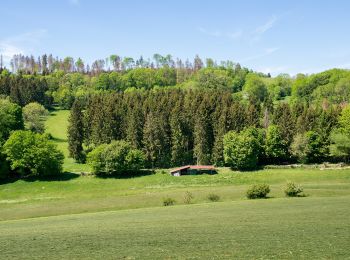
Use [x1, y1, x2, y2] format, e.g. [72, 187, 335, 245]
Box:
[170, 165, 215, 176]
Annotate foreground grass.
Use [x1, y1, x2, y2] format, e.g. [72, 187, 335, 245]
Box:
[1, 196, 349, 259]
[45, 109, 90, 173]
[1, 168, 350, 221]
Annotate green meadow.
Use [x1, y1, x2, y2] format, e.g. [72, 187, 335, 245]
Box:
[0, 109, 350, 259]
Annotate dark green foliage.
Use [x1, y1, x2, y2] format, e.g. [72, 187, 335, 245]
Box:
[284, 182, 304, 197]
[68, 100, 85, 162]
[163, 197, 176, 206]
[3, 130, 64, 177]
[87, 140, 145, 175]
[0, 145, 10, 179]
[207, 193, 220, 202]
[246, 184, 270, 199]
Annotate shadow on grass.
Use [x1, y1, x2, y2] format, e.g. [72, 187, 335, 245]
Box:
[96, 169, 155, 179]
[23, 172, 80, 182]
[0, 172, 80, 185]
[51, 136, 67, 143]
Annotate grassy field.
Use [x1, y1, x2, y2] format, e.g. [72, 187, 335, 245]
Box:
[1, 196, 349, 259]
[1, 168, 350, 221]
[45, 109, 91, 173]
[1, 109, 350, 258]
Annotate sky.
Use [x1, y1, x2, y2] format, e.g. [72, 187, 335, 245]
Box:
[1, 0, 350, 75]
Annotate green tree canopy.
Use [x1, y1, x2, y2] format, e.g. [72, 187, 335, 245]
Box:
[3, 130, 64, 177]
[223, 127, 263, 170]
[87, 140, 145, 175]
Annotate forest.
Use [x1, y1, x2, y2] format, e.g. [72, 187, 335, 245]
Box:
[1, 53, 350, 177]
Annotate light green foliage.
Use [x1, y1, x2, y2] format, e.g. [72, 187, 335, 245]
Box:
[265, 125, 289, 162]
[284, 182, 304, 197]
[223, 127, 262, 170]
[87, 140, 145, 175]
[338, 105, 350, 136]
[329, 129, 350, 162]
[292, 69, 350, 103]
[268, 74, 292, 100]
[207, 193, 220, 202]
[243, 73, 268, 102]
[291, 131, 326, 163]
[195, 68, 234, 89]
[0, 98, 24, 141]
[246, 184, 270, 199]
[23, 102, 49, 133]
[3, 130, 64, 177]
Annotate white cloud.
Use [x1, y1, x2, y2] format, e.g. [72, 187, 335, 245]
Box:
[254, 16, 277, 35]
[0, 29, 48, 64]
[240, 47, 279, 62]
[249, 16, 278, 45]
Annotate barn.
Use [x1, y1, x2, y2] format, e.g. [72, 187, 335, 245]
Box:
[170, 165, 216, 176]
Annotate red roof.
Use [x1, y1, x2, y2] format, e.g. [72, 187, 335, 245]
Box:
[170, 165, 215, 173]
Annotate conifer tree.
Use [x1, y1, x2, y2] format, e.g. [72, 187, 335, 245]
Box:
[68, 100, 85, 162]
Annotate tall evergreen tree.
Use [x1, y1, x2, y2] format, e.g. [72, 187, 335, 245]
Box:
[68, 100, 85, 162]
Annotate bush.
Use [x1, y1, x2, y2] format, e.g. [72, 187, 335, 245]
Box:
[3, 130, 64, 177]
[163, 197, 176, 206]
[87, 140, 145, 175]
[284, 182, 304, 197]
[207, 193, 220, 202]
[183, 191, 194, 204]
[246, 184, 270, 199]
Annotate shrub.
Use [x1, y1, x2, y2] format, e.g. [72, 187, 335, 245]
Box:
[284, 182, 304, 197]
[87, 140, 145, 175]
[163, 197, 176, 206]
[246, 184, 270, 199]
[207, 193, 220, 202]
[3, 130, 64, 177]
[183, 191, 194, 204]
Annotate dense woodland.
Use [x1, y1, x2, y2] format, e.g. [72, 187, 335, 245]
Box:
[2, 53, 350, 176]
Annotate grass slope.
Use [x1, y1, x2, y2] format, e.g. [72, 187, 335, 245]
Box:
[45, 109, 90, 173]
[1, 168, 350, 221]
[1, 196, 349, 259]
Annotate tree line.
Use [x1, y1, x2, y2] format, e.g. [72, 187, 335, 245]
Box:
[68, 88, 346, 169]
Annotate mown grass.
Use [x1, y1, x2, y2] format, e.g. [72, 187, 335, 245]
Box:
[1, 168, 349, 221]
[0, 196, 349, 259]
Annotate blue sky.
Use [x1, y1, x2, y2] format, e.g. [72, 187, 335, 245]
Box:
[1, 0, 350, 75]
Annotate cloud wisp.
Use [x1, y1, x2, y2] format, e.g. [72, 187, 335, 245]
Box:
[249, 15, 278, 45]
[0, 29, 48, 63]
[240, 47, 279, 62]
